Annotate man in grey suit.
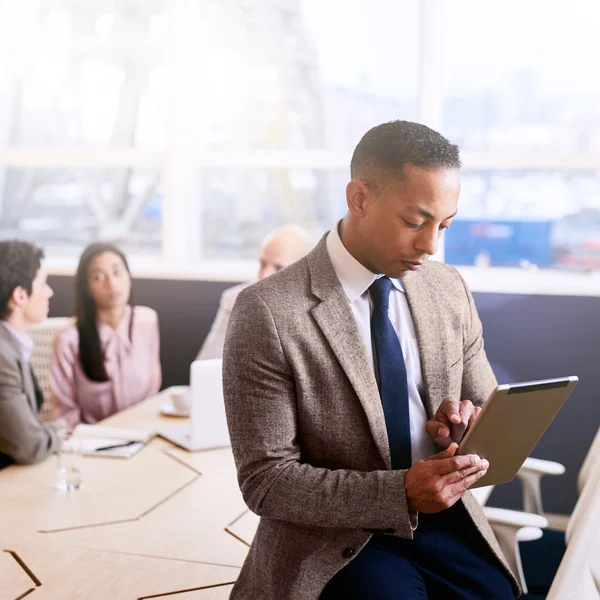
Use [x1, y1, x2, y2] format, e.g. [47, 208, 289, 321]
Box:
[197, 225, 310, 360]
[0, 240, 60, 469]
[223, 121, 518, 599]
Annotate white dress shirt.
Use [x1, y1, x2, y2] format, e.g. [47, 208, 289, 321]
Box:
[197, 281, 251, 360]
[326, 224, 437, 464]
[1, 320, 34, 363]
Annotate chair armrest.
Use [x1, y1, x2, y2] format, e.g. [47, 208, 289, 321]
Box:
[484, 506, 548, 529]
[484, 507, 548, 594]
[516, 458, 565, 515]
[520, 457, 566, 476]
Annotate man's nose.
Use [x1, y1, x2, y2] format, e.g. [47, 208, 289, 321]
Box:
[414, 228, 438, 257]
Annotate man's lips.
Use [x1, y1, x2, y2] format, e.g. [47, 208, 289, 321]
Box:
[402, 260, 424, 271]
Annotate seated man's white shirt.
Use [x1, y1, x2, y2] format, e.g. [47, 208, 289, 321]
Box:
[326, 223, 437, 463]
[197, 282, 251, 360]
[1, 320, 34, 363]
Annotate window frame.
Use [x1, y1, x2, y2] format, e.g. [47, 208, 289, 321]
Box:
[1, 0, 598, 295]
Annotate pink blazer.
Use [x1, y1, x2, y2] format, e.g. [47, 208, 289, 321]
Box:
[50, 305, 161, 428]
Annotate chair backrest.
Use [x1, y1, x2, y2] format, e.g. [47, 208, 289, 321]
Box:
[29, 317, 73, 420]
[578, 426, 600, 494]
[546, 471, 600, 599]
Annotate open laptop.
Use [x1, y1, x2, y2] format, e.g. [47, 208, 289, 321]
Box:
[157, 359, 230, 451]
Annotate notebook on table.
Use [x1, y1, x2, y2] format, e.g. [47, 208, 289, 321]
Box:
[66, 424, 154, 459]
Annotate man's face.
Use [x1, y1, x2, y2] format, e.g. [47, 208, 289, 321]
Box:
[353, 165, 460, 278]
[22, 267, 53, 325]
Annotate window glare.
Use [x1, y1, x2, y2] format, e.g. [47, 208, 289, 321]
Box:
[0, 0, 598, 272]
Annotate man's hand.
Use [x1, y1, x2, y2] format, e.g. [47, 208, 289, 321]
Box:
[426, 398, 481, 448]
[405, 443, 488, 513]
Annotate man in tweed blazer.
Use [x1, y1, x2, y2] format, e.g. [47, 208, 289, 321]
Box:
[223, 121, 519, 599]
[0, 240, 60, 469]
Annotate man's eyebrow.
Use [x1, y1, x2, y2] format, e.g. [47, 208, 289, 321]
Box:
[407, 205, 458, 221]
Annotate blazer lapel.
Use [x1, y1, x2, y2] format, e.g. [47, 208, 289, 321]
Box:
[402, 268, 450, 417]
[308, 238, 392, 469]
[0, 325, 37, 412]
[17, 359, 37, 412]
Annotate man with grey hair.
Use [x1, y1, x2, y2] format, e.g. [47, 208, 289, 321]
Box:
[197, 225, 311, 360]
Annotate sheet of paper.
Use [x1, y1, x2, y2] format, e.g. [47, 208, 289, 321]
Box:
[63, 425, 152, 458]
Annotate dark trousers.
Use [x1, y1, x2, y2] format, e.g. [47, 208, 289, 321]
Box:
[321, 503, 516, 600]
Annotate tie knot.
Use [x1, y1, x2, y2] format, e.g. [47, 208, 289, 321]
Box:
[369, 276, 393, 309]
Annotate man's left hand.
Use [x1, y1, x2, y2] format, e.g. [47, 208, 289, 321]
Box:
[426, 398, 481, 448]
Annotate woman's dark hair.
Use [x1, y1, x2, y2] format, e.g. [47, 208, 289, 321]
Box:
[75, 242, 133, 382]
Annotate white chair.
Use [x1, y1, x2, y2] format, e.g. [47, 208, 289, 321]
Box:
[578, 427, 600, 495]
[543, 470, 600, 599]
[482, 445, 600, 598]
[29, 317, 73, 420]
[482, 506, 548, 595]
[515, 427, 600, 527]
[471, 485, 549, 594]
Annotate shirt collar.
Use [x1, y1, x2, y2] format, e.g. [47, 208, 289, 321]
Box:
[98, 304, 133, 351]
[0, 320, 34, 363]
[326, 221, 404, 304]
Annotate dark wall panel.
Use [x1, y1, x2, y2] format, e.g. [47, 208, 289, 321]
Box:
[474, 292, 599, 514]
[47, 275, 598, 514]
[47, 275, 239, 388]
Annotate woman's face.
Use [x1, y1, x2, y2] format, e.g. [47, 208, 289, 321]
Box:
[86, 251, 131, 312]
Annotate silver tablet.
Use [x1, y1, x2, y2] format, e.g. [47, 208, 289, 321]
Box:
[457, 376, 578, 489]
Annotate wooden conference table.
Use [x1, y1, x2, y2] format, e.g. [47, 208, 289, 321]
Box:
[0, 388, 260, 600]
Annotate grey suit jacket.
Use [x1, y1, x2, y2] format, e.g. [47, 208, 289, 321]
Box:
[0, 323, 59, 467]
[223, 236, 519, 600]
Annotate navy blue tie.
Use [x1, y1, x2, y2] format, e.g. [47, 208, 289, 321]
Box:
[369, 277, 412, 470]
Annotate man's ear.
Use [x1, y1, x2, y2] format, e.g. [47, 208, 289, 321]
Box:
[346, 179, 372, 217]
[9, 286, 28, 311]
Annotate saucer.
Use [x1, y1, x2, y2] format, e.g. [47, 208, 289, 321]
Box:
[160, 403, 189, 418]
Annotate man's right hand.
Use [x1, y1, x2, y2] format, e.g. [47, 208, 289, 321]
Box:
[405, 443, 488, 513]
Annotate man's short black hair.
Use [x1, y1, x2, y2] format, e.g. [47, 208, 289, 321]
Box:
[0, 240, 44, 319]
[350, 120, 461, 192]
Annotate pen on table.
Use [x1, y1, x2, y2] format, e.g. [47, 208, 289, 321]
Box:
[94, 440, 141, 452]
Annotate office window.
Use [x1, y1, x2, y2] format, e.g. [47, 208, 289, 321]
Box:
[442, 0, 600, 152]
[446, 172, 600, 268]
[301, 0, 419, 151]
[0, 0, 417, 262]
[442, 0, 600, 271]
[0, 167, 161, 255]
[183, 0, 419, 151]
[0, 2, 169, 150]
[198, 168, 347, 259]
[2, 0, 598, 281]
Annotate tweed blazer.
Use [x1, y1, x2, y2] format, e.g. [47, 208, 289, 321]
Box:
[0, 323, 59, 467]
[223, 235, 519, 600]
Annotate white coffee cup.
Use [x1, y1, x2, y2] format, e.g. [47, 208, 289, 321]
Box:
[170, 387, 190, 413]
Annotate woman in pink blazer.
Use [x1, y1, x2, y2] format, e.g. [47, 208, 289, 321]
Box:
[50, 243, 161, 429]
